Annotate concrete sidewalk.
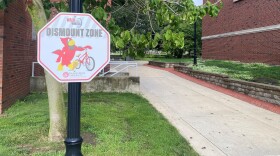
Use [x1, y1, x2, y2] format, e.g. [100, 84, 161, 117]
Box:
[133, 62, 280, 156]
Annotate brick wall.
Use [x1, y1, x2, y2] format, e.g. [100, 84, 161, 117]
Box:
[0, 1, 37, 113]
[202, 0, 280, 65]
[0, 11, 4, 114]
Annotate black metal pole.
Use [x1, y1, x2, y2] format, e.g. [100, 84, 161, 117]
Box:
[70, 0, 83, 14]
[65, 83, 82, 156]
[64, 0, 83, 156]
[193, 21, 197, 65]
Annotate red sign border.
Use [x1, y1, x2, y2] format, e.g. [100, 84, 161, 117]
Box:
[37, 13, 110, 83]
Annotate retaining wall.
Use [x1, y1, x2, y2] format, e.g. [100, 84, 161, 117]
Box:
[174, 65, 280, 105]
[148, 61, 186, 68]
[30, 76, 140, 93]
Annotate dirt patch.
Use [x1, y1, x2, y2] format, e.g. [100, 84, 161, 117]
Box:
[0, 114, 7, 118]
[17, 143, 64, 155]
[82, 132, 97, 146]
[17, 144, 50, 155]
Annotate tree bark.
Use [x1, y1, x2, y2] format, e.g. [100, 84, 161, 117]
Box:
[45, 73, 66, 141]
[27, 0, 66, 142]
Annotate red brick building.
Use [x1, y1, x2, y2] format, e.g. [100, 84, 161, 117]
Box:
[202, 0, 280, 65]
[0, 1, 37, 114]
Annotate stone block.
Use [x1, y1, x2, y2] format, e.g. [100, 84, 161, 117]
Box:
[256, 88, 264, 92]
[273, 95, 280, 100]
[263, 93, 272, 98]
[265, 99, 280, 105]
[256, 92, 264, 97]
[237, 88, 245, 92]
[235, 83, 242, 87]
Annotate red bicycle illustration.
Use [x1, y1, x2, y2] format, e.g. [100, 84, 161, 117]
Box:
[76, 50, 95, 71]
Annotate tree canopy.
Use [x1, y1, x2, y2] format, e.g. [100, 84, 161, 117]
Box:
[1, 0, 222, 57]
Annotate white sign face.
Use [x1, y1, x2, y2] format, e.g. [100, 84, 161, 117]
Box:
[38, 13, 110, 82]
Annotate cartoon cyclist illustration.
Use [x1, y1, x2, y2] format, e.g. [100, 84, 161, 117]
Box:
[53, 37, 92, 71]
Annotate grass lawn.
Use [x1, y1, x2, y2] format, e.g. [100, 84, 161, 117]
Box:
[192, 60, 280, 85]
[0, 93, 198, 156]
[140, 57, 280, 85]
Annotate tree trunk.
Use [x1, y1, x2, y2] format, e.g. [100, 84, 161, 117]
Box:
[27, 0, 66, 142]
[45, 72, 66, 141]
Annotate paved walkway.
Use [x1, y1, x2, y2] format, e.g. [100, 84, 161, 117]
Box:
[133, 62, 280, 156]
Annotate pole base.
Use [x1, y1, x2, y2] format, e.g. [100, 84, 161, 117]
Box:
[65, 137, 83, 156]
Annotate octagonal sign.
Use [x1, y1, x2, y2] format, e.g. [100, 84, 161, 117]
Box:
[38, 13, 110, 82]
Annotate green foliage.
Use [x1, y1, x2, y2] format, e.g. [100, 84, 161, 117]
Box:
[114, 36, 125, 49]
[41, 0, 68, 19]
[108, 0, 222, 57]
[1, 0, 221, 58]
[0, 0, 16, 9]
[150, 0, 222, 25]
[92, 6, 107, 20]
[120, 30, 131, 43]
[0, 93, 199, 155]
[0, 0, 6, 9]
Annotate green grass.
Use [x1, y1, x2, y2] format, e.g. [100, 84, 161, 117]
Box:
[192, 60, 280, 85]
[139, 57, 280, 85]
[0, 93, 198, 156]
